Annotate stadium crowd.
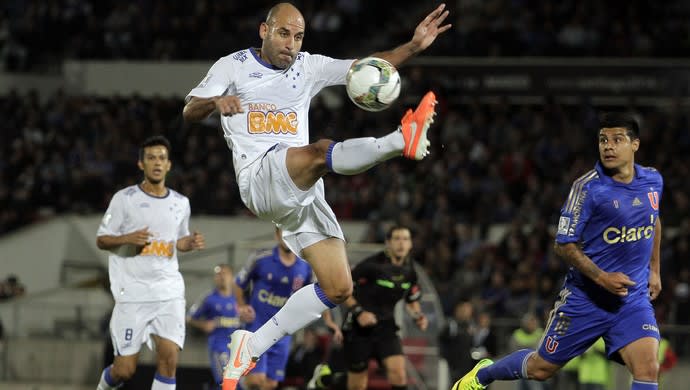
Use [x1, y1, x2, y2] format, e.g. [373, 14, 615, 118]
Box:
[3, 0, 690, 72]
[2, 87, 689, 334]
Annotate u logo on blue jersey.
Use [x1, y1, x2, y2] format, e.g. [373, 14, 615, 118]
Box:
[545, 336, 559, 354]
[647, 191, 659, 210]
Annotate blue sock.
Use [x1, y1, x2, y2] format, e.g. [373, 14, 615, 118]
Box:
[152, 372, 176, 389]
[477, 349, 533, 386]
[314, 282, 336, 308]
[631, 380, 657, 389]
[104, 365, 121, 387]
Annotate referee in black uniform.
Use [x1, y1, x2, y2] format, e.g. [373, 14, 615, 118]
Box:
[309, 225, 428, 390]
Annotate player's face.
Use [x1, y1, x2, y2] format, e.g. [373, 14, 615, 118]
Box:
[386, 228, 413, 259]
[214, 266, 233, 290]
[598, 127, 639, 170]
[138, 145, 171, 184]
[259, 11, 305, 69]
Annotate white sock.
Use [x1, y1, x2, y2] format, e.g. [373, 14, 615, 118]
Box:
[327, 131, 404, 175]
[151, 373, 176, 390]
[97, 366, 121, 390]
[248, 283, 332, 355]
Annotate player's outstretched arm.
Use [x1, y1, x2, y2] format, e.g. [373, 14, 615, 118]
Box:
[183, 96, 244, 122]
[554, 242, 636, 297]
[368, 3, 451, 67]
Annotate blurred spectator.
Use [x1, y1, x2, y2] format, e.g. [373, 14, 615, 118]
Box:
[508, 313, 546, 390]
[470, 312, 497, 363]
[0, 274, 26, 300]
[555, 357, 580, 390]
[658, 336, 678, 390]
[440, 301, 477, 382]
[285, 327, 327, 387]
[576, 338, 609, 390]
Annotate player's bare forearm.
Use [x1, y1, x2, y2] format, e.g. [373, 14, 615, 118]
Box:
[650, 218, 662, 274]
[370, 42, 421, 68]
[183, 96, 217, 122]
[187, 317, 214, 333]
[187, 318, 204, 330]
[176, 236, 190, 252]
[233, 284, 246, 306]
[96, 235, 129, 250]
[648, 218, 662, 300]
[322, 309, 336, 327]
[176, 235, 195, 252]
[367, 4, 450, 67]
[554, 242, 603, 282]
[177, 231, 205, 252]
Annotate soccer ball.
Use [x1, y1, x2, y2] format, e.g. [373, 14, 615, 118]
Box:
[346, 57, 401, 112]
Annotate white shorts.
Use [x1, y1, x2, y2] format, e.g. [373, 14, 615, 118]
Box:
[109, 299, 186, 356]
[238, 143, 345, 255]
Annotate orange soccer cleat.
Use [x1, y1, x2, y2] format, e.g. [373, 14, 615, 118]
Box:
[400, 91, 437, 160]
[222, 330, 259, 390]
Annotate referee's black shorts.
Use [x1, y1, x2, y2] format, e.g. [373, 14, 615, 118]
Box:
[343, 319, 403, 372]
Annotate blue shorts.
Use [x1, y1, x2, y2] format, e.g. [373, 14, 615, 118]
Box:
[251, 336, 291, 381]
[537, 287, 659, 365]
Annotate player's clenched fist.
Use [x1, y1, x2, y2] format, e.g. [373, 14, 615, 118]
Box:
[595, 272, 636, 297]
[648, 271, 662, 300]
[190, 231, 206, 250]
[126, 227, 152, 246]
[238, 304, 256, 323]
[214, 95, 244, 116]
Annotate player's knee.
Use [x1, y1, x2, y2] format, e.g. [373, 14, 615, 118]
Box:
[387, 369, 406, 385]
[529, 370, 552, 382]
[528, 366, 556, 381]
[112, 361, 137, 381]
[324, 278, 352, 304]
[157, 353, 178, 376]
[296, 140, 333, 177]
[313, 139, 334, 155]
[347, 378, 367, 390]
[632, 359, 659, 381]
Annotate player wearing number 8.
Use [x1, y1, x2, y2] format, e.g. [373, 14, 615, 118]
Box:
[95, 136, 206, 390]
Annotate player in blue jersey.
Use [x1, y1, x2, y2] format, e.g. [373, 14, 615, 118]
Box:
[453, 112, 663, 390]
[188, 264, 254, 389]
[234, 228, 342, 390]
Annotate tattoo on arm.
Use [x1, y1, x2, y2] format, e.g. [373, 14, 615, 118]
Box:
[554, 242, 603, 282]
